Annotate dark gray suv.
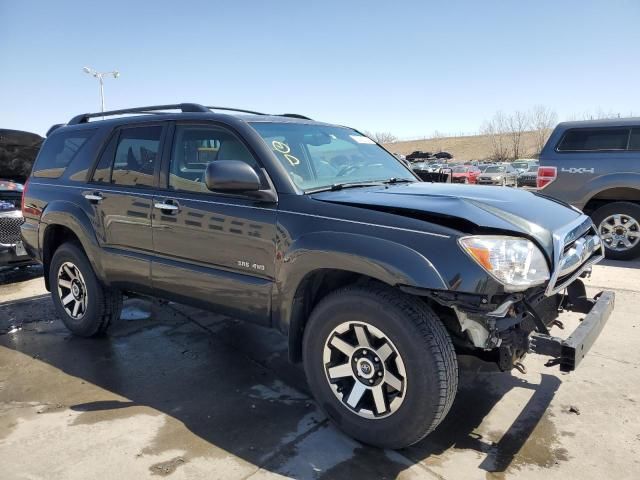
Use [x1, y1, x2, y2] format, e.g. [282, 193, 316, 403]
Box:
[538, 118, 640, 260]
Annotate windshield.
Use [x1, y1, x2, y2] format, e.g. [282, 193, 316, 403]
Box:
[512, 162, 528, 169]
[484, 166, 505, 173]
[452, 166, 468, 173]
[250, 123, 415, 191]
[527, 164, 539, 172]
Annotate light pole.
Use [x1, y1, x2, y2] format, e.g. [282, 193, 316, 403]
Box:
[83, 67, 119, 117]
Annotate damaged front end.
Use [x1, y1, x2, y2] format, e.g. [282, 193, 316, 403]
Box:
[405, 215, 615, 373]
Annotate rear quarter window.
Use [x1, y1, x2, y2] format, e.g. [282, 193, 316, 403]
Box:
[556, 128, 630, 152]
[33, 129, 95, 178]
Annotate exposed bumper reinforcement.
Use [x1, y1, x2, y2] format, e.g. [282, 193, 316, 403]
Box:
[529, 290, 615, 372]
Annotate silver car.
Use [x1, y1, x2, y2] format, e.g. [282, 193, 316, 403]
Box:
[477, 164, 518, 186]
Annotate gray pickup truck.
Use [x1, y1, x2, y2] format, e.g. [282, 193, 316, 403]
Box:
[538, 118, 640, 260]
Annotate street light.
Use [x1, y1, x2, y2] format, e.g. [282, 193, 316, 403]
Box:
[82, 67, 119, 117]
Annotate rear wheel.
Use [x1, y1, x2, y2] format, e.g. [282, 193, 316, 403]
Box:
[591, 202, 640, 260]
[50, 242, 122, 336]
[302, 284, 458, 449]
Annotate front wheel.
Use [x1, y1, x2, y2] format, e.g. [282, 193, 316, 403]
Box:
[302, 284, 458, 449]
[591, 202, 640, 260]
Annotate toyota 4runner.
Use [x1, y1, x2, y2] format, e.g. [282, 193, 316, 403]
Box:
[21, 104, 614, 449]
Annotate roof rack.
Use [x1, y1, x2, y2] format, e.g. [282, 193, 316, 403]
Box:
[68, 103, 210, 125]
[280, 113, 313, 120]
[67, 103, 312, 125]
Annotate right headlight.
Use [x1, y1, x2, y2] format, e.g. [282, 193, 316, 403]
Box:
[458, 235, 550, 291]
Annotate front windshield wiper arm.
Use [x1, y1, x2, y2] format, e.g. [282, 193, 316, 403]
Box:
[382, 178, 414, 184]
[304, 181, 384, 194]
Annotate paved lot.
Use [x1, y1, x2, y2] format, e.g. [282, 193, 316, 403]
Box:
[1, 260, 639, 480]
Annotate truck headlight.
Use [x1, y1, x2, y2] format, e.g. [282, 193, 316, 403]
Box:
[458, 236, 550, 291]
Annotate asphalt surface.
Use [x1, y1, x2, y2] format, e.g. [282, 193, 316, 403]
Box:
[1, 260, 639, 480]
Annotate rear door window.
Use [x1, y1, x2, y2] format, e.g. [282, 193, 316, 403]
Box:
[557, 128, 630, 152]
[33, 129, 95, 178]
[111, 126, 163, 187]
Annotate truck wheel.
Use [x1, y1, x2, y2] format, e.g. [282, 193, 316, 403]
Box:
[592, 202, 640, 260]
[50, 242, 123, 336]
[302, 284, 458, 449]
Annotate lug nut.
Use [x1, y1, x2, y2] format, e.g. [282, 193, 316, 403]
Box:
[374, 357, 379, 362]
[378, 372, 382, 377]
[369, 379, 374, 384]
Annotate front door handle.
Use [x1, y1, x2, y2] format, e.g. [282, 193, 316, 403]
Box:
[154, 201, 179, 212]
[84, 192, 103, 203]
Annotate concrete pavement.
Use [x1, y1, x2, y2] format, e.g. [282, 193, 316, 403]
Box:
[1, 260, 639, 479]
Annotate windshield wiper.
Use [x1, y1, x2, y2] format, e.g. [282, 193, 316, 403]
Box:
[304, 181, 384, 194]
[382, 178, 414, 184]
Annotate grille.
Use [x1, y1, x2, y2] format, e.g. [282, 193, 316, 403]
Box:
[0, 216, 24, 245]
[545, 217, 603, 296]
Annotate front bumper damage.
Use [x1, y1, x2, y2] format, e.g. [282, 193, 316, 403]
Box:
[529, 288, 614, 372]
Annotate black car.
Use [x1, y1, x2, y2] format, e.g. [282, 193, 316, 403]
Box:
[517, 164, 539, 188]
[0, 179, 32, 268]
[21, 103, 614, 449]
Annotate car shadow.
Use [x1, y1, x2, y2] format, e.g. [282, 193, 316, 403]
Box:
[0, 264, 42, 285]
[1, 294, 562, 478]
[599, 258, 640, 270]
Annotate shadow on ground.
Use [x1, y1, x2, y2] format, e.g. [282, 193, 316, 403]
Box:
[1, 292, 562, 479]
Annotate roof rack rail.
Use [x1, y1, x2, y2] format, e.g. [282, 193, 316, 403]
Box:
[66, 103, 313, 125]
[206, 106, 267, 116]
[68, 103, 210, 125]
[280, 113, 313, 120]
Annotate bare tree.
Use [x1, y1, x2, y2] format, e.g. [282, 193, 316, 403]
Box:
[530, 105, 558, 155]
[363, 131, 398, 144]
[481, 111, 510, 162]
[506, 110, 530, 160]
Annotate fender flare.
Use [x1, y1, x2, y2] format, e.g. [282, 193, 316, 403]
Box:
[39, 201, 106, 283]
[274, 231, 448, 355]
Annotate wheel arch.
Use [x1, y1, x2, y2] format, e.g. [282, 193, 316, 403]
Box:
[39, 202, 103, 290]
[275, 232, 449, 363]
[583, 187, 640, 214]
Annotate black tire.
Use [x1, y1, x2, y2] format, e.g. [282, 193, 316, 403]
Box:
[49, 242, 122, 336]
[591, 202, 640, 260]
[302, 283, 458, 449]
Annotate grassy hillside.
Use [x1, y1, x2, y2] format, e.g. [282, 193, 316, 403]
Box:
[384, 130, 541, 161]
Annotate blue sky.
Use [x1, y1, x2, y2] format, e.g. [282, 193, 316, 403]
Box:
[1, 0, 639, 138]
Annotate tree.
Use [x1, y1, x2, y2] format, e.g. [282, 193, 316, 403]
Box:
[506, 110, 529, 160]
[481, 111, 510, 162]
[530, 105, 558, 155]
[363, 131, 398, 144]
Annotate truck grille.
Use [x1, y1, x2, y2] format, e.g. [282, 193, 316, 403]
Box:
[545, 216, 604, 296]
[0, 215, 24, 245]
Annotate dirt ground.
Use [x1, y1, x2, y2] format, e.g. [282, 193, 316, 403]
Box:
[1, 259, 639, 480]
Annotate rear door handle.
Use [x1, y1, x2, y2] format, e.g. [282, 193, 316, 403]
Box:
[154, 201, 179, 212]
[84, 192, 103, 203]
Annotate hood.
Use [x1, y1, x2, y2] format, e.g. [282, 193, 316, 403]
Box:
[479, 171, 505, 178]
[310, 182, 582, 257]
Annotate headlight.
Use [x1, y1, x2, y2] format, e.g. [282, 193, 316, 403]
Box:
[458, 236, 550, 291]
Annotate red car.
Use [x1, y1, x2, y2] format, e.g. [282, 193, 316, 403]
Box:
[451, 166, 481, 184]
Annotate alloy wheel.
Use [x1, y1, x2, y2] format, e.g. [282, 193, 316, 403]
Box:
[57, 261, 88, 319]
[599, 214, 640, 252]
[323, 321, 407, 419]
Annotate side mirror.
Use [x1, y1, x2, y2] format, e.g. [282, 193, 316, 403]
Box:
[205, 160, 261, 192]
